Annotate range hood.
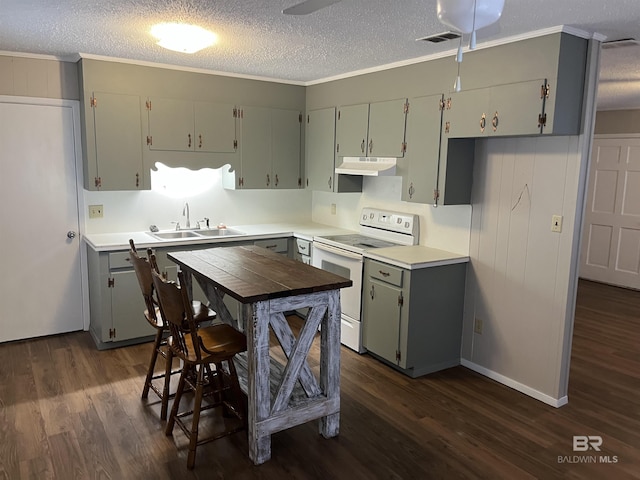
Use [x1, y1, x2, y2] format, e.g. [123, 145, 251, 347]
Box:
[335, 157, 397, 176]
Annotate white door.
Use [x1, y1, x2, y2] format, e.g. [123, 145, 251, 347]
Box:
[580, 135, 640, 289]
[0, 98, 84, 342]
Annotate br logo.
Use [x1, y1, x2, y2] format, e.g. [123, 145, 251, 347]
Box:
[573, 436, 603, 452]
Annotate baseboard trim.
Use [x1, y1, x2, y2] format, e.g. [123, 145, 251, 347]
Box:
[461, 359, 568, 408]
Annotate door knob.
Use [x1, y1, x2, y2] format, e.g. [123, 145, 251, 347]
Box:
[67, 231, 76, 239]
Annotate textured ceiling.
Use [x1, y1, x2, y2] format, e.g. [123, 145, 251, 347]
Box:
[1, 0, 639, 109]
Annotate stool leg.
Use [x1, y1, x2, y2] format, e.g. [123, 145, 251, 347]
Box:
[166, 362, 187, 436]
[187, 364, 206, 469]
[142, 327, 163, 400]
[160, 345, 174, 420]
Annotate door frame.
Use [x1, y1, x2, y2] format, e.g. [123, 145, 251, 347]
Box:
[0, 95, 89, 331]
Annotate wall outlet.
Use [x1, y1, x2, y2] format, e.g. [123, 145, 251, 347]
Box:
[331, 203, 336, 215]
[474, 318, 483, 334]
[551, 214, 563, 233]
[89, 204, 103, 219]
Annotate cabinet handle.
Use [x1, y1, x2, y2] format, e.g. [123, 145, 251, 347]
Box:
[199, 134, 203, 148]
[361, 139, 365, 153]
[188, 133, 192, 148]
[492, 112, 499, 132]
[266, 174, 270, 186]
[480, 113, 486, 133]
[378, 270, 390, 277]
[370, 284, 375, 300]
[408, 182, 414, 199]
[368, 139, 373, 154]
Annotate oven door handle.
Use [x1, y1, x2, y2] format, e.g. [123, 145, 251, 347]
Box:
[313, 242, 363, 260]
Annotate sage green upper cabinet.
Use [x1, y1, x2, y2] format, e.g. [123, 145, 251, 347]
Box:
[336, 99, 407, 158]
[147, 97, 237, 153]
[224, 106, 301, 189]
[271, 108, 302, 189]
[398, 94, 444, 204]
[305, 107, 362, 193]
[84, 91, 145, 191]
[306, 107, 336, 192]
[443, 80, 545, 138]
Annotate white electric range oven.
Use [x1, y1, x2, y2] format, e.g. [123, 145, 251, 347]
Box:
[312, 208, 419, 353]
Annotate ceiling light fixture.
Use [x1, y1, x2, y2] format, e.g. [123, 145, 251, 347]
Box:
[436, 0, 504, 91]
[150, 23, 217, 54]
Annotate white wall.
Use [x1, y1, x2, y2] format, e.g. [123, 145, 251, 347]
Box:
[83, 165, 312, 234]
[461, 136, 587, 405]
[311, 175, 472, 255]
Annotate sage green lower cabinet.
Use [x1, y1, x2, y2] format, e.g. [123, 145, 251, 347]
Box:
[86, 244, 219, 349]
[398, 94, 444, 204]
[362, 258, 467, 377]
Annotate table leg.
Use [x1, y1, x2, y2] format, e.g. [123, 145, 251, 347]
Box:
[246, 301, 272, 464]
[319, 289, 340, 438]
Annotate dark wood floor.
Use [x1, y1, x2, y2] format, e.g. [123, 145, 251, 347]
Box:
[1, 279, 638, 479]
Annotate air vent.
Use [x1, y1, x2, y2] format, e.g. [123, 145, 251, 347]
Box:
[602, 38, 639, 49]
[416, 31, 461, 44]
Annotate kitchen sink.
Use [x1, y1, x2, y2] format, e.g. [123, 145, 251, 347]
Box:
[194, 228, 245, 237]
[148, 228, 246, 240]
[150, 231, 201, 240]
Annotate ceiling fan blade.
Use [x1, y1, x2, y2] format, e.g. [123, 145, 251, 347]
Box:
[283, 0, 341, 15]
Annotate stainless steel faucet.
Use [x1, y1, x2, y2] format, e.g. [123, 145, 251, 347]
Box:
[183, 202, 191, 229]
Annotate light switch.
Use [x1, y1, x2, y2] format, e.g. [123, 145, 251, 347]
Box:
[551, 214, 563, 233]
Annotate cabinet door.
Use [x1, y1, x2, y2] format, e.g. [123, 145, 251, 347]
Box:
[306, 107, 336, 192]
[194, 102, 237, 153]
[487, 80, 544, 136]
[92, 92, 144, 190]
[271, 108, 301, 189]
[148, 97, 194, 151]
[111, 270, 155, 341]
[336, 103, 369, 157]
[362, 277, 401, 364]
[239, 105, 272, 188]
[367, 98, 407, 157]
[400, 94, 443, 204]
[443, 88, 490, 138]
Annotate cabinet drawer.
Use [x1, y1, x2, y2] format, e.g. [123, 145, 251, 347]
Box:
[295, 238, 311, 255]
[369, 260, 403, 287]
[254, 238, 288, 253]
[109, 251, 133, 269]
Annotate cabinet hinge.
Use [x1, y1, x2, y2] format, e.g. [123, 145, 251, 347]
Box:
[94, 176, 102, 188]
[307, 114, 310, 124]
[338, 110, 341, 121]
[108, 277, 114, 288]
[398, 292, 404, 307]
[90, 96, 97, 108]
[404, 101, 410, 114]
[446, 97, 452, 110]
[240, 108, 244, 119]
[541, 82, 551, 99]
[239, 177, 244, 187]
[439, 98, 445, 111]
[233, 139, 238, 150]
[298, 177, 302, 187]
[396, 350, 401, 362]
[146, 135, 152, 146]
[538, 113, 547, 128]
[444, 121, 450, 134]
[299, 113, 303, 123]
[109, 328, 116, 339]
[433, 189, 440, 203]
[135, 172, 140, 188]
[233, 107, 237, 118]
[401, 142, 407, 153]
[145, 100, 151, 110]
[336, 143, 340, 153]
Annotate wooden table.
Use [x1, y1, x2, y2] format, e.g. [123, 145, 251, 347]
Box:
[167, 245, 352, 465]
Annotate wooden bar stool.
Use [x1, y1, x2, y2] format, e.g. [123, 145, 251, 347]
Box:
[128, 239, 216, 420]
[151, 262, 247, 470]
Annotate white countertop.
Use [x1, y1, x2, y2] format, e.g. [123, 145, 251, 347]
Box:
[364, 245, 469, 270]
[83, 222, 355, 252]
